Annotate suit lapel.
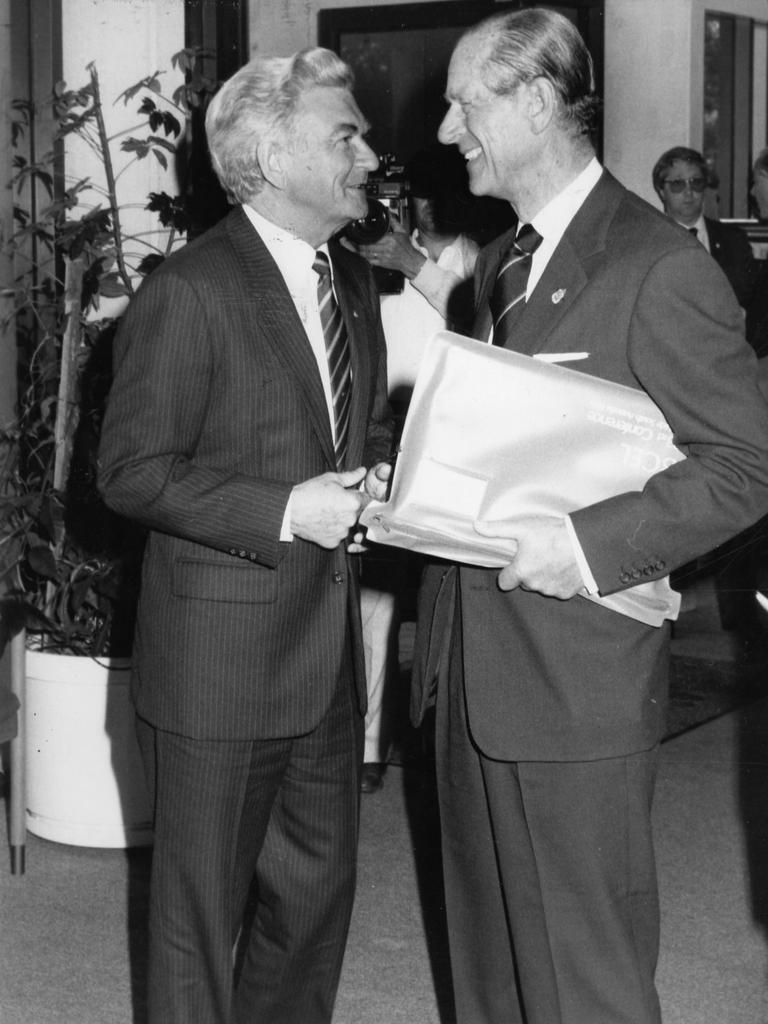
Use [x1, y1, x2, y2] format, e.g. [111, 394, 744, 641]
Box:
[475, 171, 622, 357]
[225, 208, 337, 467]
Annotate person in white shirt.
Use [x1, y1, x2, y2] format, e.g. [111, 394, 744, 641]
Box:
[344, 144, 479, 792]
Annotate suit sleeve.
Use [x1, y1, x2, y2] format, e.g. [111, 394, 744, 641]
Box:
[570, 245, 768, 595]
[97, 270, 291, 568]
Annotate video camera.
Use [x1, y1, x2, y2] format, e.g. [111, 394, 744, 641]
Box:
[343, 154, 410, 293]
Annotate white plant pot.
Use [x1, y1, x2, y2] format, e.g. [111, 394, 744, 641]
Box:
[24, 650, 153, 848]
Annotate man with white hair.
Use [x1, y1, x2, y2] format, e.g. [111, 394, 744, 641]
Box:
[99, 48, 393, 1024]
[411, 9, 768, 1024]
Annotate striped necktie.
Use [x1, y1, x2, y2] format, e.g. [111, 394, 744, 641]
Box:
[489, 223, 543, 347]
[313, 251, 351, 467]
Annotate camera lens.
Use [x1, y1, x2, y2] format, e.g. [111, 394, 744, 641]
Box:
[343, 198, 390, 245]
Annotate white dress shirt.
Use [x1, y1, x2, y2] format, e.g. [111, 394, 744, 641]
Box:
[381, 231, 478, 395]
[242, 204, 341, 540]
[496, 158, 604, 592]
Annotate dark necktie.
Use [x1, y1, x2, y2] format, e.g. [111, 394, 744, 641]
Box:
[489, 223, 543, 346]
[688, 227, 698, 238]
[313, 251, 351, 467]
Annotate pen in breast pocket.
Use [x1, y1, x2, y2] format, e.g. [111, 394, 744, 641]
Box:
[534, 352, 590, 363]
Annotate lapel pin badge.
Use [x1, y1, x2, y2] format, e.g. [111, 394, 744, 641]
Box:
[551, 288, 567, 305]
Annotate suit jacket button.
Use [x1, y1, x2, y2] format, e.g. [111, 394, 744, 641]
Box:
[333, 571, 345, 584]
[619, 571, 632, 584]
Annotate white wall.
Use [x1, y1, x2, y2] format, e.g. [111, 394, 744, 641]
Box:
[61, 0, 185, 311]
[603, 0, 699, 204]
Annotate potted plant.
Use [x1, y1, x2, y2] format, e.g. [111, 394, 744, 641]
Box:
[0, 51, 219, 847]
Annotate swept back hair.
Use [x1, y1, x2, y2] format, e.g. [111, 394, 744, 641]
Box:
[205, 47, 354, 204]
[463, 8, 600, 138]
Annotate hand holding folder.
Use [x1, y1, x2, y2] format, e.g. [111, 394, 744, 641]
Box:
[360, 331, 685, 626]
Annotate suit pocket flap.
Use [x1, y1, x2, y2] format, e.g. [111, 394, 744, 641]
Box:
[172, 558, 278, 604]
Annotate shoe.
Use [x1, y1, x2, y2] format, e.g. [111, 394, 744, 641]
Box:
[359, 762, 385, 794]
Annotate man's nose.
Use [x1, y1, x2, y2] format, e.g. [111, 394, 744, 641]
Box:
[356, 138, 379, 171]
[438, 104, 463, 145]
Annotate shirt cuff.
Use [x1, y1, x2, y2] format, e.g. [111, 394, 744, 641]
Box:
[280, 492, 294, 542]
[564, 515, 598, 594]
[411, 258, 459, 317]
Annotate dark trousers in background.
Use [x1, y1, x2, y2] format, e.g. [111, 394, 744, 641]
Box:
[136, 668, 362, 1024]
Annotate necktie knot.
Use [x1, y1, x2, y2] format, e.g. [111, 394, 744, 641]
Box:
[313, 250, 332, 278]
[513, 223, 543, 256]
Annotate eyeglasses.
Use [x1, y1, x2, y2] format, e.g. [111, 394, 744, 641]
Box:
[663, 176, 707, 194]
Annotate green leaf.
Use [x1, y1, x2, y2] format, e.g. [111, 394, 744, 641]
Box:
[27, 544, 59, 581]
[98, 274, 131, 298]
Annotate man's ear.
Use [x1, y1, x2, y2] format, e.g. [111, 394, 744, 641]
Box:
[526, 76, 557, 135]
[257, 140, 287, 190]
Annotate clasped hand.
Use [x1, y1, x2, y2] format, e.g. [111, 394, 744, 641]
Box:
[474, 515, 585, 600]
[290, 463, 392, 550]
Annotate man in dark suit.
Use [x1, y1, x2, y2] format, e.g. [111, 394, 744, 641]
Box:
[411, 10, 768, 1024]
[98, 49, 393, 1024]
[653, 145, 755, 307]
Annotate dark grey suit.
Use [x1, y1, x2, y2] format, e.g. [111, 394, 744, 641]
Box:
[98, 206, 392, 1023]
[412, 171, 768, 1024]
[704, 215, 755, 307]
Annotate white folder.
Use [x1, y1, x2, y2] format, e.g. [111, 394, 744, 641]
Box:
[360, 331, 684, 626]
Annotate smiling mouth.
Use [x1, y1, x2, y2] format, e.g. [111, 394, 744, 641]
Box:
[464, 146, 482, 163]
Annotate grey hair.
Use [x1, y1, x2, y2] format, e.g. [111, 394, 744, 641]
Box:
[205, 47, 354, 204]
[463, 8, 600, 138]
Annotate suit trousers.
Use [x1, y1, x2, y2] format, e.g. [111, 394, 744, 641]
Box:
[136, 663, 362, 1024]
[436, 606, 663, 1024]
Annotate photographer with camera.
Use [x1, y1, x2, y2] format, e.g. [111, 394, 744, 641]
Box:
[341, 143, 480, 793]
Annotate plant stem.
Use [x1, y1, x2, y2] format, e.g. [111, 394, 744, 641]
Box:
[87, 64, 133, 296]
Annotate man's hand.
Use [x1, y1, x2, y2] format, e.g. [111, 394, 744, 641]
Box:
[363, 460, 392, 503]
[346, 462, 393, 553]
[474, 515, 585, 599]
[291, 467, 367, 548]
[340, 213, 426, 280]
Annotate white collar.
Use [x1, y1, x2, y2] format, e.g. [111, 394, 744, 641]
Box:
[530, 157, 603, 244]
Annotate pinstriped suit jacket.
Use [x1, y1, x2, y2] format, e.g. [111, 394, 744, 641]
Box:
[98, 206, 393, 741]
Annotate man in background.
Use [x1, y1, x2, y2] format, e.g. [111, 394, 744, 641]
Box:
[653, 145, 755, 307]
[98, 49, 392, 1024]
[412, 9, 768, 1024]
